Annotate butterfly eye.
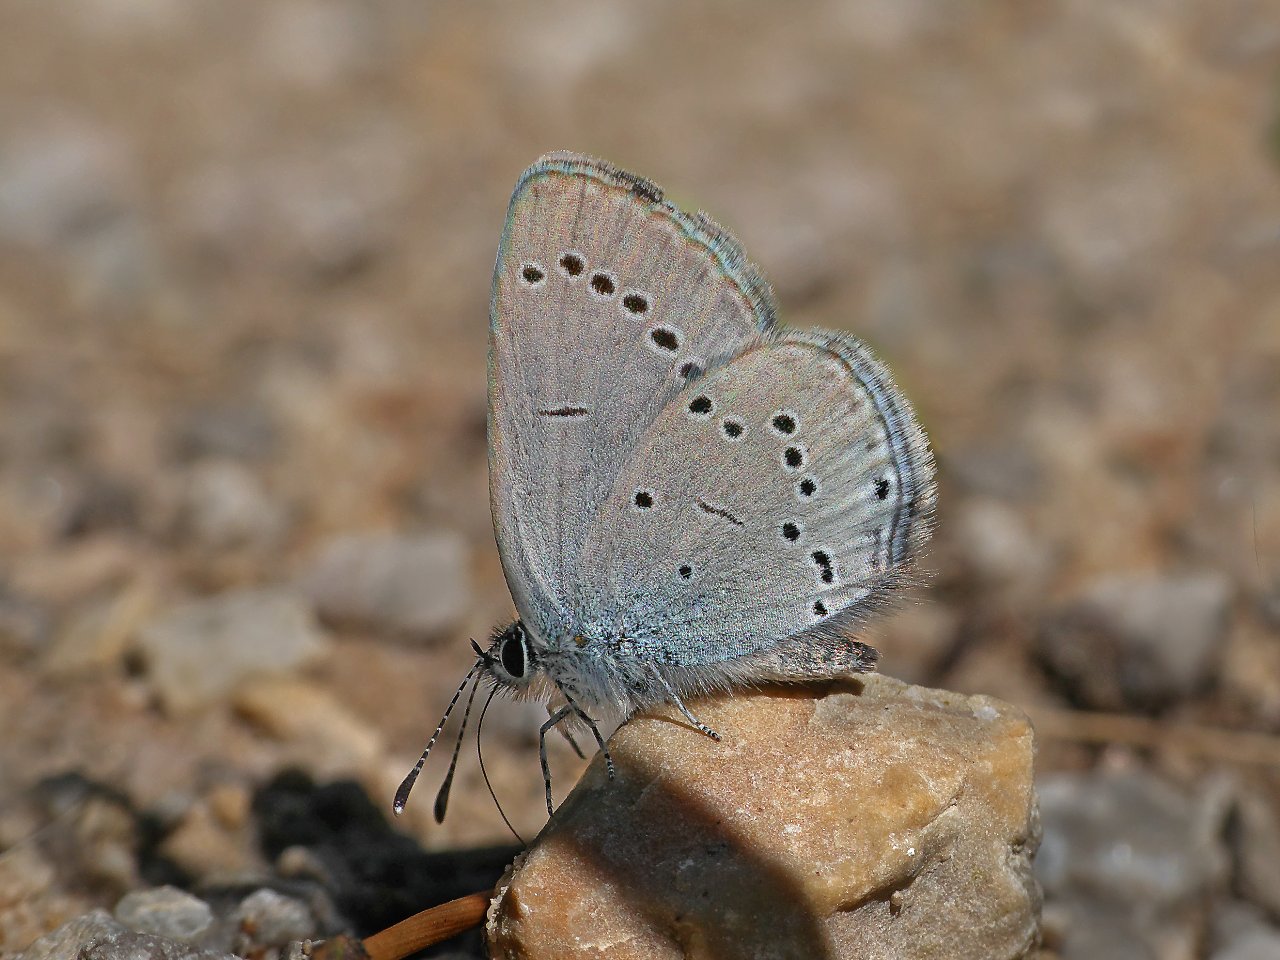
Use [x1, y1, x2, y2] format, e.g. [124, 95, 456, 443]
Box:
[500, 630, 527, 679]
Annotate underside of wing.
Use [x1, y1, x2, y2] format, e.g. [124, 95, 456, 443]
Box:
[489, 153, 777, 636]
[578, 328, 936, 679]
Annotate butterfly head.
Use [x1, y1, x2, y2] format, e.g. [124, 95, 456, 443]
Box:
[393, 619, 541, 826]
[477, 620, 538, 691]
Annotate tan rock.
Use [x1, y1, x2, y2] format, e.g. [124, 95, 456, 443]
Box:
[158, 799, 264, 881]
[233, 676, 384, 770]
[488, 675, 1040, 960]
[137, 588, 329, 714]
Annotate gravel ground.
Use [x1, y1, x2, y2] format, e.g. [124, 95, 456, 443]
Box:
[1, 3, 1278, 958]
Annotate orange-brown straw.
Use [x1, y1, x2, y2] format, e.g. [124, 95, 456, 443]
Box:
[361, 891, 491, 960]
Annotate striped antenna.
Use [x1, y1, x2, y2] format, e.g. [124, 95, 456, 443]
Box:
[393, 659, 482, 816]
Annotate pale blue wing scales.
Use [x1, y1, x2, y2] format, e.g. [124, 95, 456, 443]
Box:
[489, 153, 776, 638]
[578, 328, 936, 679]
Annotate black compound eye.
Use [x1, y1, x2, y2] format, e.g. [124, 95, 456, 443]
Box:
[500, 632, 526, 678]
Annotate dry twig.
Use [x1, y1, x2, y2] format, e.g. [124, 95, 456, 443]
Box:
[360, 891, 491, 960]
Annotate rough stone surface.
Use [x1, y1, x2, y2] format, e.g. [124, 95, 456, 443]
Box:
[13, 882, 338, 960]
[1036, 769, 1231, 959]
[233, 677, 384, 770]
[14, 910, 237, 960]
[156, 798, 263, 881]
[114, 887, 214, 942]
[16, 911, 124, 960]
[488, 676, 1040, 960]
[301, 532, 469, 639]
[1208, 900, 1280, 960]
[171, 461, 289, 550]
[1213, 928, 1280, 960]
[229, 889, 316, 949]
[1233, 788, 1280, 918]
[1038, 572, 1231, 711]
[135, 588, 329, 714]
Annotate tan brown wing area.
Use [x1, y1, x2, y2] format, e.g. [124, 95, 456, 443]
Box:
[488, 153, 777, 635]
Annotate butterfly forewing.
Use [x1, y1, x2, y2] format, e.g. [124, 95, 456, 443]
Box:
[489, 153, 776, 635]
[579, 330, 935, 667]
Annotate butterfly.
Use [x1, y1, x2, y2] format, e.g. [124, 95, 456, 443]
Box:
[396, 152, 935, 821]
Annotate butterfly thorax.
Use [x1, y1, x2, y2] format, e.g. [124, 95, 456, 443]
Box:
[483, 617, 669, 719]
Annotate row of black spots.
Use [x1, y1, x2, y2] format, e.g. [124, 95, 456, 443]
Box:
[518, 252, 653, 316]
[768, 408, 818, 507]
[770, 408, 808, 551]
[768, 411, 814, 501]
[644, 326, 701, 383]
[683, 394, 745, 442]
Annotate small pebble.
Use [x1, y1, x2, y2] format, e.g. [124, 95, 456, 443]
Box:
[301, 532, 469, 640]
[136, 588, 329, 714]
[232, 889, 316, 947]
[1037, 769, 1230, 958]
[1038, 571, 1231, 710]
[114, 887, 214, 942]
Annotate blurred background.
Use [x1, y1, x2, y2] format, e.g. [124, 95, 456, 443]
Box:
[1, 2, 1278, 958]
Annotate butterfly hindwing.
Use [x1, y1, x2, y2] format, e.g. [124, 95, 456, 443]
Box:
[578, 328, 936, 683]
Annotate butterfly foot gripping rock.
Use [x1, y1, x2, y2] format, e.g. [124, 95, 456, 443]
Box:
[487, 675, 1042, 960]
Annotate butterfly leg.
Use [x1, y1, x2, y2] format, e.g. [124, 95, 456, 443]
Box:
[556, 723, 587, 760]
[555, 686, 616, 781]
[651, 665, 721, 741]
[539, 704, 575, 816]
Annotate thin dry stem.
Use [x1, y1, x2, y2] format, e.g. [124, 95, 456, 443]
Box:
[362, 891, 490, 960]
